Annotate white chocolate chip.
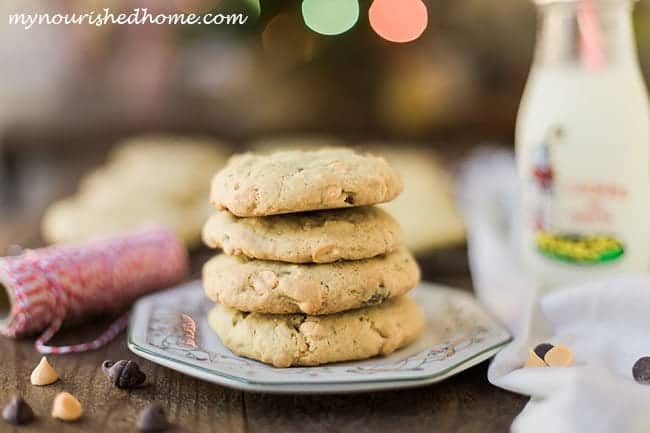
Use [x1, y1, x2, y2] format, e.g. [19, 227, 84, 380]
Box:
[328, 161, 348, 173]
[51, 392, 83, 421]
[299, 321, 324, 337]
[30, 356, 59, 386]
[251, 271, 278, 294]
[323, 184, 342, 201]
[312, 244, 340, 263]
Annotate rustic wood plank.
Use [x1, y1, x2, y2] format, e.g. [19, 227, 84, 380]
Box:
[243, 362, 524, 433]
[0, 324, 247, 433]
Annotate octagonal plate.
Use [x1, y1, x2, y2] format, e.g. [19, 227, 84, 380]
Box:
[128, 280, 510, 394]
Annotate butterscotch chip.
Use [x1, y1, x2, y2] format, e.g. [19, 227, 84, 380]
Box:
[203, 247, 420, 315]
[543, 344, 573, 367]
[51, 392, 82, 421]
[524, 350, 547, 368]
[208, 295, 425, 367]
[210, 148, 403, 216]
[202, 207, 402, 263]
[30, 357, 58, 386]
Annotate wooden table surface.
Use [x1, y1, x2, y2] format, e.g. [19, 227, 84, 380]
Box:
[0, 152, 527, 433]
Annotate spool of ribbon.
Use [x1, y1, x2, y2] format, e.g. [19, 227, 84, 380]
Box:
[0, 226, 188, 354]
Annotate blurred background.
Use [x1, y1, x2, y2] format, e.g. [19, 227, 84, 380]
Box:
[1, 0, 649, 255]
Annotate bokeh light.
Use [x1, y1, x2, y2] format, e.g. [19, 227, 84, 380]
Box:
[301, 0, 359, 36]
[262, 12, 318, 67]
[369, 0, 428, 43]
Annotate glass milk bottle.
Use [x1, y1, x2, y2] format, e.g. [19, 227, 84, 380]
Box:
[516, 0, 650, 289]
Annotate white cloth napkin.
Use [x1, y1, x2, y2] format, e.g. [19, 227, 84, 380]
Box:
[457, 149, 650, 433]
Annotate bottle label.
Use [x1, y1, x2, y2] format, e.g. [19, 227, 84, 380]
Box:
[526, 125, 626, 265]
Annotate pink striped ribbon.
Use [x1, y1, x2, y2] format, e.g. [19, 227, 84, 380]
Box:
[0, 227, 188, 354]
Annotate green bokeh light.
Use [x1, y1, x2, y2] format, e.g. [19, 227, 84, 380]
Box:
[246, 0, 261, 19]
[301, 0, 359, 36]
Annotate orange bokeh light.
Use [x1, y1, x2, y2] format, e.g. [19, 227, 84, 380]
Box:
[369, 0, 428, 43]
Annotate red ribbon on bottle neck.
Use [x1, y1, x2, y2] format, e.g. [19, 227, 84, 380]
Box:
[577, 0, 606, 70]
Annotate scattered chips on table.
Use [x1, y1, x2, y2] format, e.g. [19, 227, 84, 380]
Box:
[51, 392, 83, 421]
[102, 360, 146, 389]
[30, 357, 59, 386]
[2, 396, 34, 425]
[137, 403, 170, 432]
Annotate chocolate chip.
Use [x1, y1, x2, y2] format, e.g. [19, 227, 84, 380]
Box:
[102, 360, 146, 389]
[344, 194, 354, 204]
[2, 396, 34, 425]
[137, 403, 169, 432]
[364, 292, 388, 306]
[533, 343, 554, 360]
[633, 357, 650, 384]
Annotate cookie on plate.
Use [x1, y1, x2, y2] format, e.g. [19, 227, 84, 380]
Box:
[42, 135, 228, 247]
[202, 207, 401, 263]
[210, 148, 403, 217]
[208, 295, 425, 367]
[203, 247, 420, 315]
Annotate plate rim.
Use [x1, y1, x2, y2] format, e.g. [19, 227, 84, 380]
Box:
[127, 337, 508, 394]
[127, 280, 511, 393]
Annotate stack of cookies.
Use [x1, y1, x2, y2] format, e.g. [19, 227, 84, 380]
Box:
[202, 148, 425, 367]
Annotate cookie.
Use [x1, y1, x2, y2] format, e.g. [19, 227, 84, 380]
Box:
[42, 197, 210, 248]
[210, 148, 403, 217]
[367, 146, 465, 253]
[203, 247, 420, 315]
[202, 207, 402, 263]
[208, 295, 425, 367]
[81, 135, 227, 204]
[42, 135, 228, 247]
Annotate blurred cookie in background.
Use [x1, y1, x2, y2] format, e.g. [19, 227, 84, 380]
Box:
[362, 145, 466, 254]
[42, 135, 229, 248]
